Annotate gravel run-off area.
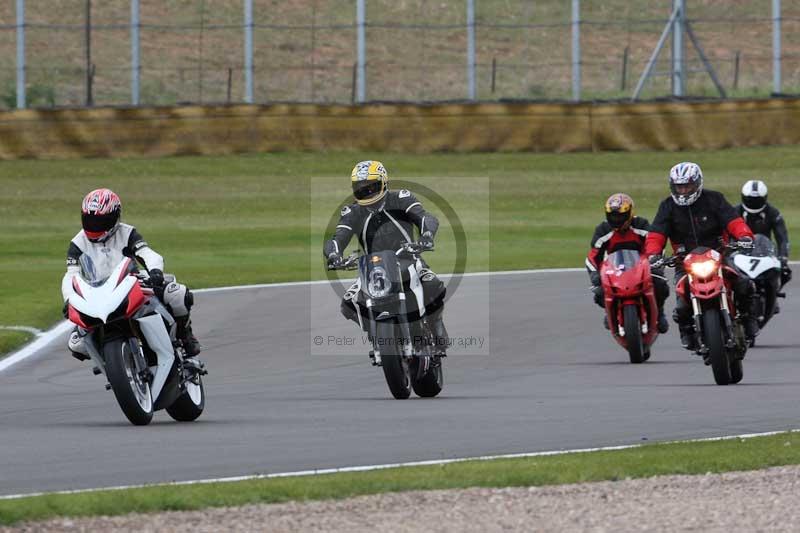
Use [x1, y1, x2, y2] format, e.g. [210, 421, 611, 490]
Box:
[7, 465, 800, 532]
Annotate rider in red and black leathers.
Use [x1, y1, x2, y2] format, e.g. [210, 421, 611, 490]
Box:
[586, 193, 670, 333]
[645, 162, 757, 348]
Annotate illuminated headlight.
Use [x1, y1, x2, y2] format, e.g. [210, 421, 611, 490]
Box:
[690, 260, 718, 278]
[368, 266, 391, 298]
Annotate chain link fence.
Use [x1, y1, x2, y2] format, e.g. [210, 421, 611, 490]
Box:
[1, 1, 800, 109]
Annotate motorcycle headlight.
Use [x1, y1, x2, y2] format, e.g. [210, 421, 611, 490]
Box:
[367, 266, 391, 298]
[690, 259, 718, 278]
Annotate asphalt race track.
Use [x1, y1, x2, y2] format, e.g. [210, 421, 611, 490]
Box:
[1, 271, 798, 496]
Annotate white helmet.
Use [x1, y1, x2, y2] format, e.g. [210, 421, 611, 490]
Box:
[741, 180, 768, 213]
[668, 162, 704, 206]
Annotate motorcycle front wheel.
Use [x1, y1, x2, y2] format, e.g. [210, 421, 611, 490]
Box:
[623, 304, 645, 364]
[702, 308, 731, 385]
[104, 338, 154, 425]
[376, 321, 411, 399]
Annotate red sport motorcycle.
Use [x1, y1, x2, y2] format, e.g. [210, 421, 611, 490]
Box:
[599, 249, 662, 363]
[672, 242, 751, 385]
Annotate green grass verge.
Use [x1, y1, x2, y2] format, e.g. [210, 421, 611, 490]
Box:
[2, 431, 800, 526]
[1, 146, 798, 356]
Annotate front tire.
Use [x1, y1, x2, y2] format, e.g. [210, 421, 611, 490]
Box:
[376, 321, 411, 400]
[702, 309, 731, 385]
[104, 338, 154, 425]
[623, 304, 645, 364]
[166, 373, 205, 422]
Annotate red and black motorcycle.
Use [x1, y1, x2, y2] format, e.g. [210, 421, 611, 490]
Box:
[671, 242, 751, 385]
[599, 249, 662, 363]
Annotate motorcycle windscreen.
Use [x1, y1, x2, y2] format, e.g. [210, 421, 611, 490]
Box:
[606, 249, 641, 270]
[79, 254, 108, 287]
[750, 234, 776, 258]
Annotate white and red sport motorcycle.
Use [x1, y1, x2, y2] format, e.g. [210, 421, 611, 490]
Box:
[65, 255, 206, 425]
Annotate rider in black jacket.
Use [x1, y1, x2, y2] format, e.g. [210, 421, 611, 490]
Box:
[645, 162, 758, 349]
[737, 180, 792, 288]
[323, 161, 448, 354]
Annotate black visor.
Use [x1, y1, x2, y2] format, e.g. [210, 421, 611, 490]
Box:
[742, 195, 766, 212]
[82, 211, 119, 233]
[606, 210, 630, 229]
[353, 180, 383, 201]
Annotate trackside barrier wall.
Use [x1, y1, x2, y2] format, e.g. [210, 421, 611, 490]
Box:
[0, 99, 799, 159]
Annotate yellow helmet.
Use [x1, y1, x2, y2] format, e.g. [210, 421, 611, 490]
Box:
[605, 193, 634, 231]
[351, 160, 388, 206]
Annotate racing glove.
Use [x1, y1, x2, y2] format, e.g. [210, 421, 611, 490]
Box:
[736, 236, 754, 249]
[148, 268, 165, 299]
[419, 231, 435, 250]
[327, 252, 344, 269]
[648, 254, 664, 267]
[148, 268, 165, 288]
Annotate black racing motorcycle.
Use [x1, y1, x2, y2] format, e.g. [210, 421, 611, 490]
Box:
[330, 242, 444, 400]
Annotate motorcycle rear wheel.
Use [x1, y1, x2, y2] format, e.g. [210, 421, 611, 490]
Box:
[702, 309, 731, 385]
[104, 338, 154, 425]
[377, 321, 411, 400]
[166, 373, 205, 422]
[412, 358, 444, 398]
[623, 304, 645, 364]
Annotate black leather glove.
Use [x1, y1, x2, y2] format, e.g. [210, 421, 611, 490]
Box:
[589, 271, 601, 287]
[648, 254, 663, 267]
[148, 268, 165, 288]
[419, 231, 434, 250]
[327, 252, 343, 269]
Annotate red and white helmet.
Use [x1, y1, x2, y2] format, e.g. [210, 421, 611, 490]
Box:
[81, 188, 122, 242]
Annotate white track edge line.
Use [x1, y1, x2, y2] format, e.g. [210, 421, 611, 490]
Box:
[1, 428, 797, 501]
[0, 266, 585, 372]
[2, 262, 796, 372]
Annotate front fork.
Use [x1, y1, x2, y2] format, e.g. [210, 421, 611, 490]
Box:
[689, 271, 736, 354]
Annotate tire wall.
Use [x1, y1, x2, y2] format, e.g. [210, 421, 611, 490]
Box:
[1, 98, 799, 159]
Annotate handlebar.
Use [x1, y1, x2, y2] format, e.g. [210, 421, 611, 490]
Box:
[326, 242, 432, 271]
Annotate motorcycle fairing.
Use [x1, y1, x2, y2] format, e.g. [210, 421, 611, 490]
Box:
[136, 314, 175, 401]
[68, 259, 139, 325]
[733, 253, 781, 280]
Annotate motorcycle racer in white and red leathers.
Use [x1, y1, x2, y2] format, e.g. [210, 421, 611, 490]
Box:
[61, 188, 201, 359]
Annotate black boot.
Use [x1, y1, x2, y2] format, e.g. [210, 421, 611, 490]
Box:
[429, 311, 449, 356]
[679, 325, 699, 352]
[657, 310, 669, 334]
[176, 317, 202, 357]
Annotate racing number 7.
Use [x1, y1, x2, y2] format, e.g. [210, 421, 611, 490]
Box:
[749, 258, 761, 271]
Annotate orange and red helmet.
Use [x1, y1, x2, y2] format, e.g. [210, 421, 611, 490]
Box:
[81, 188, 121, 242]
[605, 193, 634, 231]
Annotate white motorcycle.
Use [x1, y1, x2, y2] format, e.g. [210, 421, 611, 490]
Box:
[731, 234, 784, 346]
[65, 255, 206, 425]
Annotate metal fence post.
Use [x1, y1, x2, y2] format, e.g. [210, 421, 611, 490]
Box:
[356, 0, 366, 103]
[244, 0, 254, 103]
[131, 0, 140, 105]
[15, 0, 25, 109]
[773, 0, 781, 94]
[466, 0, 476, 100]
[571, 0, 580, 101]
[672, 0, 684, 97]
